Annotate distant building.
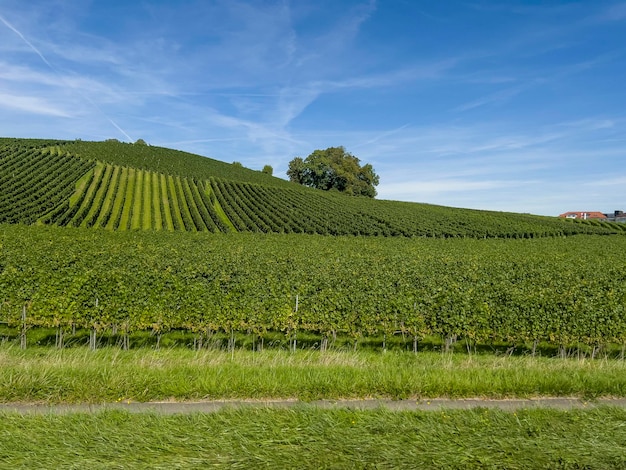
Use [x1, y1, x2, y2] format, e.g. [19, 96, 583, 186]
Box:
[605, 210, 626, 223]
[558, 211, 608, 220]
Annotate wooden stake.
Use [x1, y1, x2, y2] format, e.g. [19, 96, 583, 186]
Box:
[90, 327, 97, 351]
[20, 305, 26, 350]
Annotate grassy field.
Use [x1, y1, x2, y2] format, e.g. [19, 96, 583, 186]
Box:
[3, 136, 625, 467]
[3, 315, 625, 469]
[1, 345, 626, 403]
[1, 407, 625, 469]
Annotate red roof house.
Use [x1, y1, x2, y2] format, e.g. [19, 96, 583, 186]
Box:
[558, 211, 608, 220]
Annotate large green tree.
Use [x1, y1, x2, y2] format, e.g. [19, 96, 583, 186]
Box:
[287, 147, 379, 198]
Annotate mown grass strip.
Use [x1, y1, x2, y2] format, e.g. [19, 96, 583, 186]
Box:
[150, 172, 162, 230]
[81, 163, 113, 228]
[130, 168, 144, 231]
[166, 175, 185, 231]
[202, 181, 235, 231]
[188, 179, 218, 232]
[94, 165, 120, 228]
[141, 171, 152, 230]
[53, 167, 96, 226]
[159, 174, 174, 231]
[69, 161, 105, 226]
[118, 168, 136, 231]
[210, 179, 248, 231]
[67, 167, 94, 209]
[181, 178, 207, 231]
[0, 407, 625, 469]
[106, 167, 128, 230]
[174, 176, 197, 231]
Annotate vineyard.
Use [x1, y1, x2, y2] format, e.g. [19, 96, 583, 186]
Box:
[1, 137, 623, 238]
[2, 136, 626, 354]
[1, 224, 625, 352]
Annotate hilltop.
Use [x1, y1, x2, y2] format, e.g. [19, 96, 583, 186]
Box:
[0, 137, 622, 238]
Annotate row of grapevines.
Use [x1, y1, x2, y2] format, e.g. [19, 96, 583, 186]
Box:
[41, 163, 231, 232]
[2, 139, 624, 238]
[82, 164, 114, 228]
[63, 139, 287, 187]
[1, 225, 625, 350]
[51, 140, 626, 238]
[198, 181, 233, 231]
[0, 146, 95, 225]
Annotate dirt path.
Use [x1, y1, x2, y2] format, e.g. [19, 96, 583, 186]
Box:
[2, 397, 626, 415]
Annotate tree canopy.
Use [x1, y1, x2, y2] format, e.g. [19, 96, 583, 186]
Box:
[287, 147, 379, 198]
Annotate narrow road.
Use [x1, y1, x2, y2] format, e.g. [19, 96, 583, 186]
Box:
[2, 397, 626, 415]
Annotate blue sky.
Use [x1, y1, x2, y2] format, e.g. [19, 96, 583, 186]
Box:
[1, 0, 625, 216]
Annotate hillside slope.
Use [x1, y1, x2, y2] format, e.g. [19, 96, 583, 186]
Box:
[0, 137, 622, 238]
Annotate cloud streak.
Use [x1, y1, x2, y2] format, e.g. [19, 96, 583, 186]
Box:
[0, 13, 54, 68]
[0, 9, 135, 140]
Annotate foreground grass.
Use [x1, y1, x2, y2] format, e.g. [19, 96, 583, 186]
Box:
[2, 346, 626, 403]
[1, 407, 625, 469]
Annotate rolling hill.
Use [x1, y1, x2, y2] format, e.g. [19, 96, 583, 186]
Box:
[0, 137, 622, 238]
[2, 137, 626, 350]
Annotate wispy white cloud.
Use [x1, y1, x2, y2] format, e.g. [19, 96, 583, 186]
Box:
[0, 6, 138, 140]
[0, 62, 61, 86]
[314, 115, 626, 214]
[1, 0, 452, 147]
[0, 92, 71, 117]
[380, 178, 521, 196]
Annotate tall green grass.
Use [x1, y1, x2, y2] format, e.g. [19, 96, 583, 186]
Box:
[1, 346, 625, 404]
[1, 407, 625, 469]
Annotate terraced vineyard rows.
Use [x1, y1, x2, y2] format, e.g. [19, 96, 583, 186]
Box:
[0, 146, 95, 225]
[1, 225, 625, 351]
[59, 139, 286, 187]
[1, 138, 624, 238]
[51, 166, 230, 232]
